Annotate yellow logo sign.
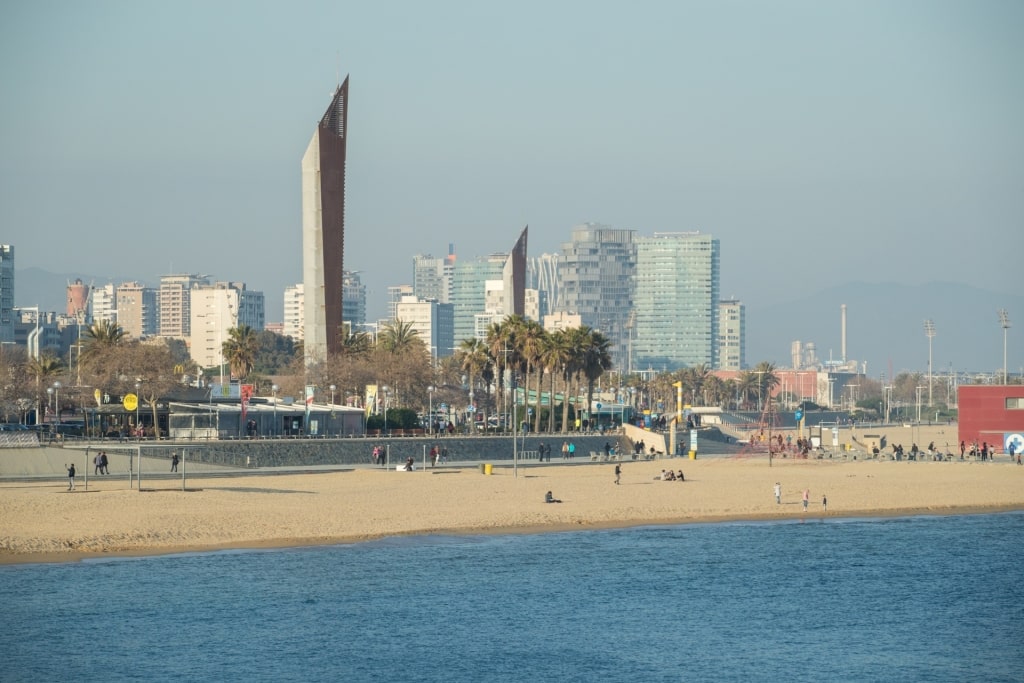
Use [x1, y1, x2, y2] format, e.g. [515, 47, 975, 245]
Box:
[123, 393, 138, 412]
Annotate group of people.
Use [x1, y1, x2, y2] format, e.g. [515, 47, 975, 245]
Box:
[658, 469, 684, 481]
[92, 451, 110, 475]
[534, 442, 553, 461]
[775, 482, 826, 512]
[560, 441, 577, 459]
[428, 444, 449, 466]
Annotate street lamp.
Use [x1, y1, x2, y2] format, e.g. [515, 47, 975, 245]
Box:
[53, 381, 62, 423]
[271, 384, 279, 437]
[134, 381, 142, 440]
[924, 319, 936, 408]
[999, 309, 1011, 385]
[46, 387, 53, 425]
[382, 385, 390, 436]
[427, 385, 435, 435]
[329, 384, 336, 406]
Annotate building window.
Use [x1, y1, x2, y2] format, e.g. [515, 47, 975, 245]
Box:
[1006, 397, 1024, 410]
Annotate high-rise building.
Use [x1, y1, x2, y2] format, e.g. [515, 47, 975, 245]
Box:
[450, 254, 506, 343]
[342, 271, 366, 330]
[394, 296, 455, 361]
[386, 285, 414, 321]
[115, 282, 158, 339]
[159, 274, 209, 338]
[89, 284, 117, 326]
[188, 282, 264, 371]
[632, 232, 720, 371]
[0, 245, 13, 344]
[718, 298, 745, 371]
[413, 250, 455, 304]
[556, 223, 635, 367]
[529, 253, 559, 319]
[302, 76, 349, 365]
[283, 284, 304, 341]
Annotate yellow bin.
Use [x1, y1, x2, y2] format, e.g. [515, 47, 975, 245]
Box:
[689, 450, 697, 460]
[484, 463, 493, 475]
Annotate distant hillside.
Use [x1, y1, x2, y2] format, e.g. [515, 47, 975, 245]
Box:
[746, 282, 1023, 376]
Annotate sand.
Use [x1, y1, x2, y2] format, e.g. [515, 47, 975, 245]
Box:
[2, 454, 1022, 565]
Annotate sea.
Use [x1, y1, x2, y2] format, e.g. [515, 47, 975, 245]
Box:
[3, 513, 1023, 683]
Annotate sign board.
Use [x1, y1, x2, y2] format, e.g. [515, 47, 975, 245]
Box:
[1005, 433, 1024, 455]
[832, 427, 840, 447]
[122, 393, 138, 412]
[794, 410, 803, 421]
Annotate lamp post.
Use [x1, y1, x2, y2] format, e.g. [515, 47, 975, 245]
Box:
[134, 381, 142, 440]
[999, 309, 1011, 385]
[924, 319, 935, 408]
[271, 384, 279, 437]
[46, 387, 53, 426]
[427, 385, 435, 435]
[329, 384, 336, 406]
[382, 385, 389, 437]
[53, 381, 62, 423]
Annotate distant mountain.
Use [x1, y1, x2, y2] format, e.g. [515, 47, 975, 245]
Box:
[14, 267, 1020, 377]
[746, 282, 1023, 377]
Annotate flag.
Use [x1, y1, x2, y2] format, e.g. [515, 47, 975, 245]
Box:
[305, 385, 315, 425]
[240, 384, 254, 423]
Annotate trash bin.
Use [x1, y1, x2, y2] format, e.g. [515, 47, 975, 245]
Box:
[484, 463, 493, 475]
[479, 463, 486, 474]
[689, 450, 697, 460]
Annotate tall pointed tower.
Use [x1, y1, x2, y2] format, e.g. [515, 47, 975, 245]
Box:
[302, 77, 349, 366]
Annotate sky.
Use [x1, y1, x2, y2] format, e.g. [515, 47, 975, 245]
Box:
[1, 0, 1022, 370]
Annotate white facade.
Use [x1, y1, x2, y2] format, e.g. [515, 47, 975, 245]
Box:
[189, 283, 264, 370]
[89, 284, 117, 325]
[394, 296, 455, 360]
[284, 283, 304, 341]
[717, 299, 745, 371]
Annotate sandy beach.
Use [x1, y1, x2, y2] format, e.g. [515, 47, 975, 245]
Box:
[2, 453, 1022, 565]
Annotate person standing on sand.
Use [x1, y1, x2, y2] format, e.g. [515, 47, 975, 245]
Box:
[614, 463, 621, 485]
[66, 463, 76, 491]
[774, 482, 781, 504]
[802, 488, 810, 512]
[822, 494, 828, 512]
[561, 441, 569, 460]
[171, 452, 180, 472]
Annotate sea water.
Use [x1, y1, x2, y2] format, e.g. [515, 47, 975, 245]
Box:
[3, 513, 1023, 682]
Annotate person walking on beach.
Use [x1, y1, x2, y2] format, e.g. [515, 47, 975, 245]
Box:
[802, 488, 810, 512]
[66, 463, 76, 491]
[614, 463, 621, 485]
[99, 451, 109, 475]
[94, 452, 101, 475]
[561, 441, 569, 460]
[774, 482, 781, 504]
[171, 452, 180, 472]
[822, 494, 828, 512]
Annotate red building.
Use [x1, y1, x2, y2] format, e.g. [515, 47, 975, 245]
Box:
[958, 385, 1024, 455]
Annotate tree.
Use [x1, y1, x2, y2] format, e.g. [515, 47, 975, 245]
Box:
[580, 328, 613, 429]
[457, 338, 492, 421]
[378, 320, 420, 354]
[541, 329, 571, 433]
[80, 320, 125, 364]
[222, 325, 259, 380]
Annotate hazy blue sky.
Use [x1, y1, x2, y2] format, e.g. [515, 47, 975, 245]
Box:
[2, 1, 1021, 367]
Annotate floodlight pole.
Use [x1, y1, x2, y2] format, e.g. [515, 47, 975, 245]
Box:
[999, 309, 1011, 385]
[924, 320, 936, 410]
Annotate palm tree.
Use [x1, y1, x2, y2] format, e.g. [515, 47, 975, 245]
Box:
[517, 319, 547, 433]
[378, 320, 420, 354]
[752, 361, 780, 410]
[222, 325, 259, 379]
[542, 330, 572, 433]
[458, 338, 491, 424]
[80, 320, 125, 363]
[27, 354, 65, 425]
[580, 328, 613, 429]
